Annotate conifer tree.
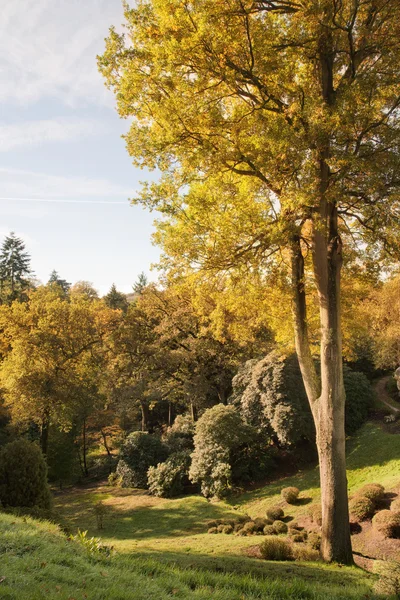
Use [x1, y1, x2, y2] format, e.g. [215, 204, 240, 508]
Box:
[48, 270, 71, 294]
[104, 283, 128, 312]
[133, 272, 148, 296]
[0, 232, 32, 304]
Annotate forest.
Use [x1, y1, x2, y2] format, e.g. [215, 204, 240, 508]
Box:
[1, 1, 400, 599]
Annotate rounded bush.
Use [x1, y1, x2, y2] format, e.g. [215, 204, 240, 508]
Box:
[217, 524, 225, 533]
[372, 510, 400, 538]
[308, 532, 321, 550]
[349, 495, 375, 521]
[207, 520, 217, 529]
[208, 527, 218, 534]
[117, 432, 168, 489]
[310, 504, 322, 526]
[0, 439, 51, 509]
[293, 534, 304, 543]
[281, 487, 300, 504]
[266, 506, 284, 521]
[273, 520, 288, 534]
[236, 528, 247, 536]
[147, 451, 190, 498]
[222, 525, 233, 534]
[242, 521, 257, 535]
[263, 525, 276, 535]
[234, 523, 243, 532]
[259, 538, 294, 561]
[254, 517, 268, 532]
[236, 514, 251, 524]
[357, 483, 385, 505]
[391, 499, 400, 512]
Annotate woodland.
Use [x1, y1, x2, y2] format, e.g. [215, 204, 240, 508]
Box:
[1, 1, 400, 598]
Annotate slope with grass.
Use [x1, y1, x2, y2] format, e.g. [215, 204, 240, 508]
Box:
[0, 511, 381, 600]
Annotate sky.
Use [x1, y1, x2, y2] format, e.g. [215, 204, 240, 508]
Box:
[0, 0, 160, 295]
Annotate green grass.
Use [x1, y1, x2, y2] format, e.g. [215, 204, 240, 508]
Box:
[0, 511, 380, 600]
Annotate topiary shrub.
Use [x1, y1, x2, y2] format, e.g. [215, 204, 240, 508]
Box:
[242, 521, 257, 535]
[189, 404, 253, 499]
[208, 527, 218, 534]
[281, 487, 299, 504]
[0, 439, 51, 510]
[273, 520, 288, 534]
[147, 450, 191, 498]
[391, 498, 400, 511]
[259, 538, 294, 561]
[309, 504, 322, 526]
[222, 525, 233, 534]
[374, 560, 400, 596]
[356, 483, 385, 505]
[372, 510, 400, 538]
[263, 525, 276, 535]
[308, 532, 321, 551]
[266, 506, 284, 521]
[116, 432, 168, 489]
[349, 495, 375, 521]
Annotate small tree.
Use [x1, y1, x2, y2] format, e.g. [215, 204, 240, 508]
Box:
[0, 439, 51, 509]
[104, 283, 128, 312]
[0, 232, 32, 304]
[48, 270, 71, 294]
[116, 431, 168, 488]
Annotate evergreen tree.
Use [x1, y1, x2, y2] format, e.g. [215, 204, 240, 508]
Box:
[0, 232, 32, 304]
[133, 272, 148, 296]
[48, 270, 71, 294]
[104, 283, 128, 312]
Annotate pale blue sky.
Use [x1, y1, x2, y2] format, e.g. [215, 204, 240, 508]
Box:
[0, 0, 160, 295]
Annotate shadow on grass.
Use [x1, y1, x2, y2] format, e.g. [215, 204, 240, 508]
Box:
[123, 547, 371, 589]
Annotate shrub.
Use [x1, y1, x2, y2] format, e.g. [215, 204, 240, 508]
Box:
[372, 510, 400, 538]
[254, 517, 268, 532]
[293, 546, 320, 561]
[308, 532, 321, 550]
[310, 504, 322, 526]
[236, 528, 247, 536]
[343, 367, 375, 435]
[0, 439, 51, 509]
[70, 529, 113, 560]
[217, 524, 225, 533]
[349, 495, 375, 521]
[263, 525, 276, 535]
[374, 560, 400, 596]
[242, 521, 257, 535]
[391, 498, 400, 511]
[207, 520, 217, 529]
[189, 404, 253, 499]
[116, 432, 168, 489]
[266, 506, 284, 521]
[234, 523, 243, 532]
[259, 538, 294, 561]
[208, 527, 218, 534]
[281, 487, 299, 504]
[147, 450, 191, 498]
[357, 483, 385, 505]
[163, 415, 194, 454]
[236, 514, 252, 524]
[292, 534, 304, 543]
[222, 525, 233, 534]
[273, 520, 288, 534]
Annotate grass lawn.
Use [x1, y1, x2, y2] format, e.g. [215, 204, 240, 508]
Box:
[0, 511, 381, 600]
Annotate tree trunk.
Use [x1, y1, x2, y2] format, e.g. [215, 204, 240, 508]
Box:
[140, 401, 149, 432]
[82, 417, 89, 477]
[190, 401, 197, 422]
[168, 402, 172, 427]
[41, 411, 50, 456]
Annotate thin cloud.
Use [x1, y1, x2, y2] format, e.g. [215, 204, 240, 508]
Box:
[0, 117, 110, 152]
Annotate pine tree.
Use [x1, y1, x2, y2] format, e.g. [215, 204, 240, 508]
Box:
[104, 283, 128, 312]
[0, 232, 32, 304]
[48, 270, 71, 294]
[133, 272, 148, 296]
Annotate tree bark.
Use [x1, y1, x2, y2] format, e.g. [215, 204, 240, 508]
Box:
[82, 417, 89, 477]
[41, 410, 50, 456]
[140, 401, 149, 432]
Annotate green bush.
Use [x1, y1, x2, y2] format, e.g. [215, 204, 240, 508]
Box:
[372, 510, 400, 538]
[189, 404, 253, 499]
[259, 538, 294, 561]
[147, 451, 191, 498]
[116, 432, 168, 489]
[266, 506, 284, 521]
[241, 521, 257, 535]
[374, 560, 400, 596]
[0, 439, 51, 509]
[207, 520, 217, 529]
[222, 525, 233, 534]
[263, 525, 276, 535]
[70, 529, 113, 560]
[281, 487, 299, 504]
[356, 483, 385, 505]
[308, 532, 321, 550]
[349, 495, 375, 521]
[217, 524, 225, 533]
[254, 517, 268, 532]
[273, 520, 288, 534]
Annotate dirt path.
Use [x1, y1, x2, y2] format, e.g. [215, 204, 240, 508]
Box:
[374, 376, 400, 414]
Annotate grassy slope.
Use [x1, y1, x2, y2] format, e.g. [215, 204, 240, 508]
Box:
[2, 420, 398, 599]
[0, 511, 379, 600]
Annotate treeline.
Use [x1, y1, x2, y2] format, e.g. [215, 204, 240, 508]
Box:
[0, 232, 398, 495]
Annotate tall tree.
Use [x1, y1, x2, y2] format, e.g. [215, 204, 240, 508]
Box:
[133, 272, 148, 296]
[48, 270, 71, 294]
[104, 283, 128, 312]
[0, 232, 32, 304]
[99, 0, 400, 563]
